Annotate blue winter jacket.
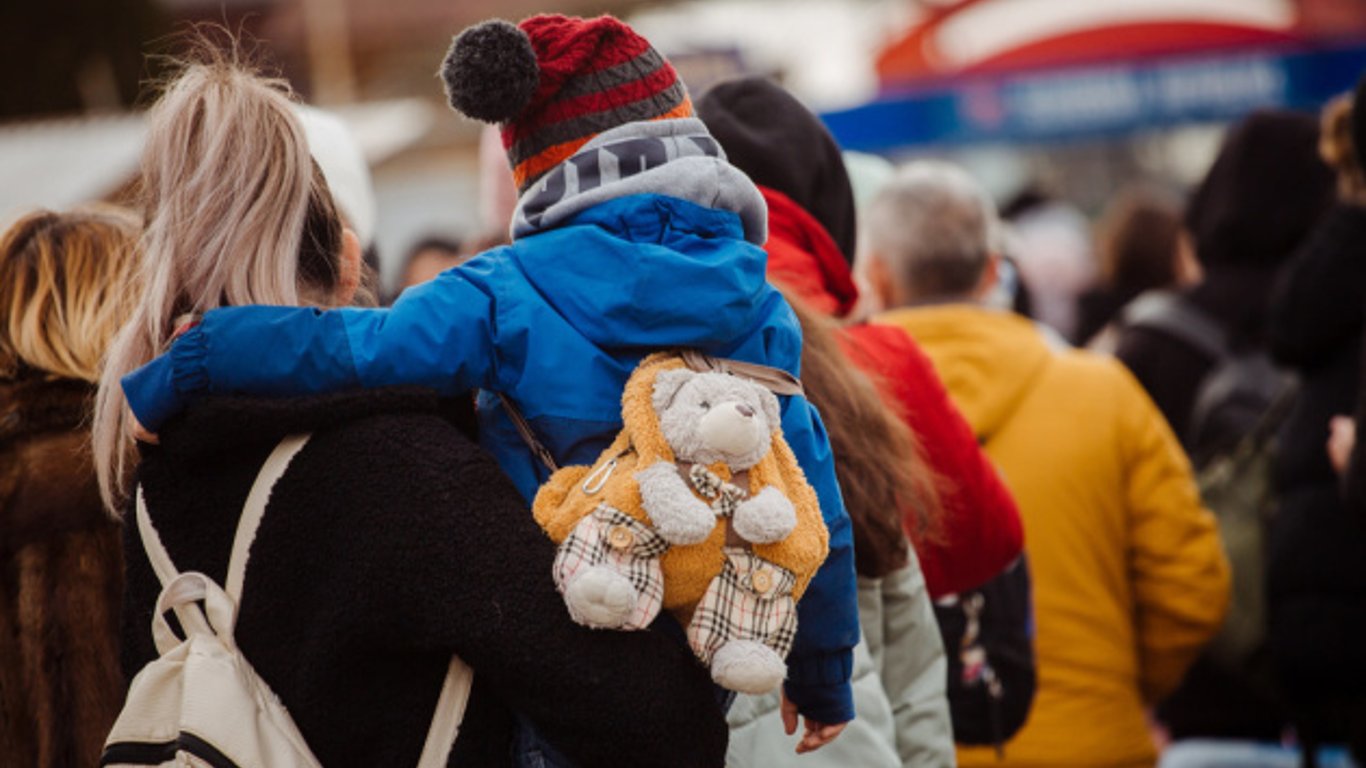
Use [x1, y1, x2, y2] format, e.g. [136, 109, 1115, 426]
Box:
[123, 193, 859, 722]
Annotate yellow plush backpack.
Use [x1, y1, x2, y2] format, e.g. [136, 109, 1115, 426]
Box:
[509, 352, 828, 694]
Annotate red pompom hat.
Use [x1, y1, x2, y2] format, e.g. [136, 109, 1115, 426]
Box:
[441, 15, 694, 193]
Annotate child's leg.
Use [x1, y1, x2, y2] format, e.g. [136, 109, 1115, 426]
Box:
[511, 713, 577, 768]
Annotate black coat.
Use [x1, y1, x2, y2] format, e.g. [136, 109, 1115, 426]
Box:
[1267, 204, 1366, 747]
[121, 388, 728, 767]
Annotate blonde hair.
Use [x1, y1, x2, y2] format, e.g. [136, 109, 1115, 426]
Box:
[0, 206, 142, 383]
[1321, 92, 1363, 195]
[94, 43, 346, 513]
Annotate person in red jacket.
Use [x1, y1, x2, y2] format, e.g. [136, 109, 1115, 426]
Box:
[698, 76, 1022, 598]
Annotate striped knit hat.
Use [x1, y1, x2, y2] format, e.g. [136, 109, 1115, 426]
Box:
[441, 15, 693, 193]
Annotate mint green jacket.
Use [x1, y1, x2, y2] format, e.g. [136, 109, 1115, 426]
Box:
[725, 547, 954, 767]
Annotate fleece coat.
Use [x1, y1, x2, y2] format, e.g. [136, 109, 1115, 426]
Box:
[879, 304, 1230, 768]
[0, 378, 124, 768]
[121, 389, 728, 767]
[534, 353, 828, 613]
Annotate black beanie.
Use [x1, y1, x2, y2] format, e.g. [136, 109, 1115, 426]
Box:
[697, 77, 858, 264]
[1185, 109, 1335, 270]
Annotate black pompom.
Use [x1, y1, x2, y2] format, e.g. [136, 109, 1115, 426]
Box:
[440, 20, 539, 124]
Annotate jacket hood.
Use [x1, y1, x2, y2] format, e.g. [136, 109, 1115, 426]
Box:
[506, 193, 788, 356]
[762, 187, 859, 319]
[697, 76, 857, 264]
[1186, 109, 1333, 270]
[511, 117, 768, 245]
[878, 305, 1051, 442]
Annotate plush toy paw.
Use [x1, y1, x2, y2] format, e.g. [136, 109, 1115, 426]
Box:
[732, 486, 797, 544]
[564, 565, 638, 629]
[636, 461, 718, 545]
[710, 639, 787, 694]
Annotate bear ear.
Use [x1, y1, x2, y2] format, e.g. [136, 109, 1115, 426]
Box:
[758, 386, 782, 433]
[652, 369, 695, 414]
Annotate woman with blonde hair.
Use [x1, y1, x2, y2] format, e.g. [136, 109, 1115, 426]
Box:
[94, 46, 727, 766]
[0, 205, 140, 767]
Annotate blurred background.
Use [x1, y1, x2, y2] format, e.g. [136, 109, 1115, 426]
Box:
[4, 0, 1366, 295]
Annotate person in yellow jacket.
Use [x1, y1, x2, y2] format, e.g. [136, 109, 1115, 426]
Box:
[862, 161, 1231, 768]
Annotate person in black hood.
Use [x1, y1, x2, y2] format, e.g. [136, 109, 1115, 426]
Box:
[697, 77, 858, 264]
[1265, 82, 1366, 763]
[1115, 110, 1335, 445]
[1113, 110, 1335, 747]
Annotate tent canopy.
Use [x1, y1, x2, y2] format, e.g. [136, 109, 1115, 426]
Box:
[824, 0, 1366, 152]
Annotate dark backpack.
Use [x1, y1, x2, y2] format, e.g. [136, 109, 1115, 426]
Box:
[933, 556, 1036, 752]
[1120, 291, 1296, 678]
[1121, 291, 1294, 468]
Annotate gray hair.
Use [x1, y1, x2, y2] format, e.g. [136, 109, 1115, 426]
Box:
[865, 161, 1000, 302]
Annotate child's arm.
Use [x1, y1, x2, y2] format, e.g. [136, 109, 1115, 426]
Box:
[778, 396, 859, 727]
[123, 260, 505, 431]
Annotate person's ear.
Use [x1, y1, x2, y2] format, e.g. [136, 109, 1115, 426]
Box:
[1174, 230, 1204, 287]
[865, 252, 897, 311]
[335, 228, 363, 306]
[973, 253, 1002, 300]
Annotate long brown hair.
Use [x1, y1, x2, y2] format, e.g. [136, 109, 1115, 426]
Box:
[784, 288, 944, 578]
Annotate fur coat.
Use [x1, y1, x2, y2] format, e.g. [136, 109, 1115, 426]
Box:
[0, 377, 124, 768]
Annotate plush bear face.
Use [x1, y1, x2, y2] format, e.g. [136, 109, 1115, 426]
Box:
[652, 370, 782, 470]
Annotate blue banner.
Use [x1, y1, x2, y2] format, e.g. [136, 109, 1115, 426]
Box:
[822, 42, 1366, 152]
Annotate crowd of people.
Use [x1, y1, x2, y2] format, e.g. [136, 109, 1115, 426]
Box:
[2, 12, 1365, 768]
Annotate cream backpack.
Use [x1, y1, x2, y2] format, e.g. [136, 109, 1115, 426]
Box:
[103, 434, 474, 767]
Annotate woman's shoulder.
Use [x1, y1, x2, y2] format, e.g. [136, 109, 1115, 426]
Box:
[159, 388, 509, 523]
[278, 393, 510, 509]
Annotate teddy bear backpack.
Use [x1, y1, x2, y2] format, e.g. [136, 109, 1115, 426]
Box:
[103, 434, 472, 768]
[510, 351, 830, 695]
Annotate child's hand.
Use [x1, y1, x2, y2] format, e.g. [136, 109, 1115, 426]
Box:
[131, 410, 160, 445]
[780, 690, 848, 754]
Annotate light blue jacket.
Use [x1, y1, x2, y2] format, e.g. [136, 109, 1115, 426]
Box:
[123, 191, 859, 722]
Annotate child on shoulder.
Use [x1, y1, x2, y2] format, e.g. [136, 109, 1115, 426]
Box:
[122, 14, 857, 751]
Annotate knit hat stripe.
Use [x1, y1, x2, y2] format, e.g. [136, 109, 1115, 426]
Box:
[507, 79, 688, 169]
[511, 98, 694, 190]
[548, 48, 667, 105]
[505, 66, 684, 150]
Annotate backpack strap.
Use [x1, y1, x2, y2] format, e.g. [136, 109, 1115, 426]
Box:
[1119, 290, 1228, 362]
[677, 349, 805, 397]
[416, 657, 474, 768]
[225, 433, 312, 603]
[136, 486, 181, 589]
[499, 392, 560, 474]
[499, 350, 804, 475]
[220, 432, 476, 766]
[137, 432, 473, 763]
